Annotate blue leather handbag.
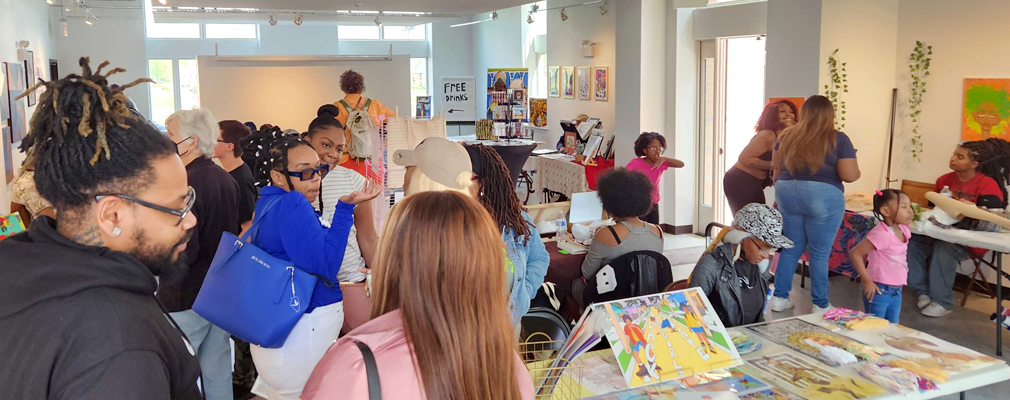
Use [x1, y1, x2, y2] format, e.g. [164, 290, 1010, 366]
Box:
[194, 195, 318, 348]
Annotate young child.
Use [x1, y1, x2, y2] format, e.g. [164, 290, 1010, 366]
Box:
[849, 189, 914, 323]
[625, 132, 685, 224]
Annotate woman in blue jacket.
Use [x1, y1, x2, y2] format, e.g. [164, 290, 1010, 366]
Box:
[466, 145, 550, 334]
[247, 133, 381, 400]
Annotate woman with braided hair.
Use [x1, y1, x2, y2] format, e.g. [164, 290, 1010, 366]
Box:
[0, 57, 203, 398]
[246, 131, 382, 400]
[465, 144, 550, 331]
[910, 139, 1008, 318]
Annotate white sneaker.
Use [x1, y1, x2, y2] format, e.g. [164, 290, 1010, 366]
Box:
[813, 304, 835, 315]
[921, 303, 952, 318]
[770, 297, 793, 312]
[917, 295, 932, 310]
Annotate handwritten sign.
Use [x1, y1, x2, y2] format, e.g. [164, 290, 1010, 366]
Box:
[441, 76, 476, 122]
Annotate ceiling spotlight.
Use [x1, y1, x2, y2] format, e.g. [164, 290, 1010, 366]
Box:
[527, 13, 534, 24]
[374, 16, 382, 27]
[46, 0, 54, 5]
[84, 11, 95, 25]
[268, 14, 277, 26]
[158, 0, 168, 5]
[560, 8, 568, 22]
[491, 11, 498, 20]
[294, 14, 303, 26]
[600, 1, 609, 15]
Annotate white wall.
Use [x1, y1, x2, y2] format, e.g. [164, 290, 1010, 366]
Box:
[613, 0, 642, 167]
[431, 18, 474, 125]
[471, 7, 524, 120]
[692, 1, 767, 40]
[818, 0, 899, 195]
[1, 0, 57, 214]
[765, 0, 821, 100]
[545, 0, 617, 150]
[669, 7, 699, 228]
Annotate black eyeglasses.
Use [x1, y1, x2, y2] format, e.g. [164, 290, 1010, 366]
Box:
[287, 164, 330, 181]
[95, 186, 196, 226]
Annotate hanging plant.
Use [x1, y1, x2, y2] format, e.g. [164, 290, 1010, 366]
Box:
[908, 41, 932, 161]
[824, 49, 849, 130]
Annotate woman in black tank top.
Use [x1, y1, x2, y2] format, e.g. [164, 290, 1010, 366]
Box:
[723, 100, 798, 214]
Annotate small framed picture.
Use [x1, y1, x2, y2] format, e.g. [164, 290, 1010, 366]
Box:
[548, 66, 560, 98]
[594, 66, 609, 101]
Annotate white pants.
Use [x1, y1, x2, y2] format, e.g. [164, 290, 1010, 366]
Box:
[250, 301, 344, 400]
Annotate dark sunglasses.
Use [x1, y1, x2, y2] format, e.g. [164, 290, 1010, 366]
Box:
[287, 164, 330, 181]
[95, 186, 196, 226]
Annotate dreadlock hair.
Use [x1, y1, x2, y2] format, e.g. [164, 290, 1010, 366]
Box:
[16, 57, 171, 212]
[872, 189, 905, 223]
[251, 130, 315, 189]
[466, 144, 532, 242]
[960, 138, 1010, 207]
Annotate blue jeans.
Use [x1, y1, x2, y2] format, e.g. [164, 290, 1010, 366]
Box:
[172, 310, 233, 400]
[863, 282, 902, 323]
[773, 180, 845, 308]
[906, 237, 970, 310]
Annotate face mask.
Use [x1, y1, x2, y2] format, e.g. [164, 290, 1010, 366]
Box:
[175, 136, 194, 157]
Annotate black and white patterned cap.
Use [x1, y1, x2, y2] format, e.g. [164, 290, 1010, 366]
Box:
[733, 203, 794, 249]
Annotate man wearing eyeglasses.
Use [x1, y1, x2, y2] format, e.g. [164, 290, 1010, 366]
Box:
[163, 108, 241, 400]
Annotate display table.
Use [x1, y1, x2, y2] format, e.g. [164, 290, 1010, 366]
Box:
[451, 137, 539, 185]
[910, 214, 1010, 356]
[543, 240, 588, 323]
[537, 155, 615, 202]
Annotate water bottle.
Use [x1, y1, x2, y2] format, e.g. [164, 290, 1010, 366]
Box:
[556, 218, 567, 239]
[940, 186, 952, 198]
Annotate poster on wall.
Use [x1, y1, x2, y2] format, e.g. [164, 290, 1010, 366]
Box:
[23, 50, 36, 107]
[962, 78, 1010, 140]
[549, 66, 560, 97]
[562, 67, 575, 99]
[486, 68, 529, 121]
[441, 76, 476, 122]
[530, 98, 547, 127]
[595, 66, 609, 101]
[577, 67, 592, 100]
[415, 96, 431, 118]
[1, 62, 28, 144]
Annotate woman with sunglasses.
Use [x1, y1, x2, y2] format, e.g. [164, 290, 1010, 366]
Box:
[248, 132, 383, 400]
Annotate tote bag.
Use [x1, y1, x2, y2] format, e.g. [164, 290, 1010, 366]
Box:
[194, 195, 318, 348]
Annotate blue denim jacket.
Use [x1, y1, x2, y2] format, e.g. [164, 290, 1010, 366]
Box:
[505, 212, 551, 326]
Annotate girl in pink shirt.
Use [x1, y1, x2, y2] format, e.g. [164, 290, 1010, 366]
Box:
[625, 132, 685, 224]
[849, 189, 914, 323]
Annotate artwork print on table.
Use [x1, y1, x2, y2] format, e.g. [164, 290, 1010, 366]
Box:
[738, 388, 797, 400]
[747, 352, 887, 399]
[595, 67, 609, 101]
[839, 324, 1001, 374]
[562, 67, 575, 99]
[747, 319, 884, 367]
[601, 288, 742, 389]
[680, 367, 769, 393]
[962, 78, 1010, 140]
[577, 67, 592, 100]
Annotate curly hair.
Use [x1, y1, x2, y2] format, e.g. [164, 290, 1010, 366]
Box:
[340, 70, 366, 94]
[249, 130, 316, 189]
[755, 100, 798, 133]
[965, 84, 1010, 119]
[633, 132, 667, 158]
[596, 168, 654, 218]
[16, 57, 172, 211]
[467, 144, 532, 242]
[960, 138, 1010, 207]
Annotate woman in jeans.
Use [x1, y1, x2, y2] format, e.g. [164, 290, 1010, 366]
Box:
[770, 95, 860, 313]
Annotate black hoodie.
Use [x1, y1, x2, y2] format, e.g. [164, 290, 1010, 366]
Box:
[0, 217, 203, 400]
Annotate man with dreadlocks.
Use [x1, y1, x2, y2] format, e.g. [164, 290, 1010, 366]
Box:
[0, 58, 203, 399]
[464, 144, 549, 334]
[910, 139, 1009, 318]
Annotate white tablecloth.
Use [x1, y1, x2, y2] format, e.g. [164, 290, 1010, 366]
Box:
[537, 155, 589, 199]
[911, 211, 1010, 253]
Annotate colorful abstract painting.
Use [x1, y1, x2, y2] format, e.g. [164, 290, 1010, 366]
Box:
[962, 78, 1010, 140]
[562, 67, 575, 99]
[578, 67, 592, 100]
[601, 287, 742, 389]
[549, 66, 560, 97]
[595, 66, 609, 101]
[486, 68, 529, 121]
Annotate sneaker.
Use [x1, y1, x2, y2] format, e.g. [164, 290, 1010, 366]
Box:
[813, 304, 835, 314]
[770, 297, 794, 312]
[917, 295, 932, 310]
[921, 303, 952, 318]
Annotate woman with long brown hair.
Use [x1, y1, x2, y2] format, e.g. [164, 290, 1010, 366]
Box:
[300, 191, 535, 400]
[723, 100, 798, 214]
[769, 95, 860, 314]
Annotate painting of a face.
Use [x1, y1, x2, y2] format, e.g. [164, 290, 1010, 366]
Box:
[962, 79, 1010, 140]
[973, 101, 1000, 133]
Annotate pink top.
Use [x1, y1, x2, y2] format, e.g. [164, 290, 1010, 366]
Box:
[300, 309, 536, 400]
[864, 222, 911, 286]
[626, 158, 669, 204]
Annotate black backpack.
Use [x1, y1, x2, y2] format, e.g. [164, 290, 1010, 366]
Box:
[582, 250, 673, 307]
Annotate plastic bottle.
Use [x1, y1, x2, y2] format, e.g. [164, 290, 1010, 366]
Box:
[556, 218, 567, 239]
[940, 186, 952, 198]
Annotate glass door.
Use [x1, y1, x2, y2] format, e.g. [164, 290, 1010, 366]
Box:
[696, 39, 723, 231]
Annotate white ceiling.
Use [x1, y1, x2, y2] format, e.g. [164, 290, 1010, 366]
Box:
[153, 0, 532, 15]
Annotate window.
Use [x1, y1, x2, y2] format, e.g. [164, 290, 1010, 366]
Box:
[147, 22, 200, 39]
[148, 60, 175, 126]
[338, 25, 381, 40]
[410, 58, 428, 112]
[179, 59, 200, 110]
[382, 25, 426, 40]
[205, 24, 257, 39]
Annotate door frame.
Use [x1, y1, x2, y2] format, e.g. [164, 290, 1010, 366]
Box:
[695, 39, 727, 232]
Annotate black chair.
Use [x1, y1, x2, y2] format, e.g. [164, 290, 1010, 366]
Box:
[582, 250, 674, 307]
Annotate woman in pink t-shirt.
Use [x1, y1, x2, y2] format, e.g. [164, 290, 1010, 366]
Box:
[848, 189, 914, 323]
[625, 132, 685, 224]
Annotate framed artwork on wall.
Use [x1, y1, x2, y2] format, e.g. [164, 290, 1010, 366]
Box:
[23, 50, 36, 107]
[548, 66, 560, 97]
[562, 67, 575, 99]
[577, 67, 591, 100]
[594, 66, 609, 101]
[962, 78, 1010, 140]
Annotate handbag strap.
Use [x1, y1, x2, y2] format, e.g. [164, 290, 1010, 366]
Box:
[240, 194, 285, 243]
[355, 341, 382, 400]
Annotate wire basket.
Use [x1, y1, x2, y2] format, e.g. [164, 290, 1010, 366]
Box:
[520, 332, 585, 400]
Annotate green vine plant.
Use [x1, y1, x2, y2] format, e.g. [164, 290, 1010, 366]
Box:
[824, 49, 849, 130]
[908, 41, 932, 161]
